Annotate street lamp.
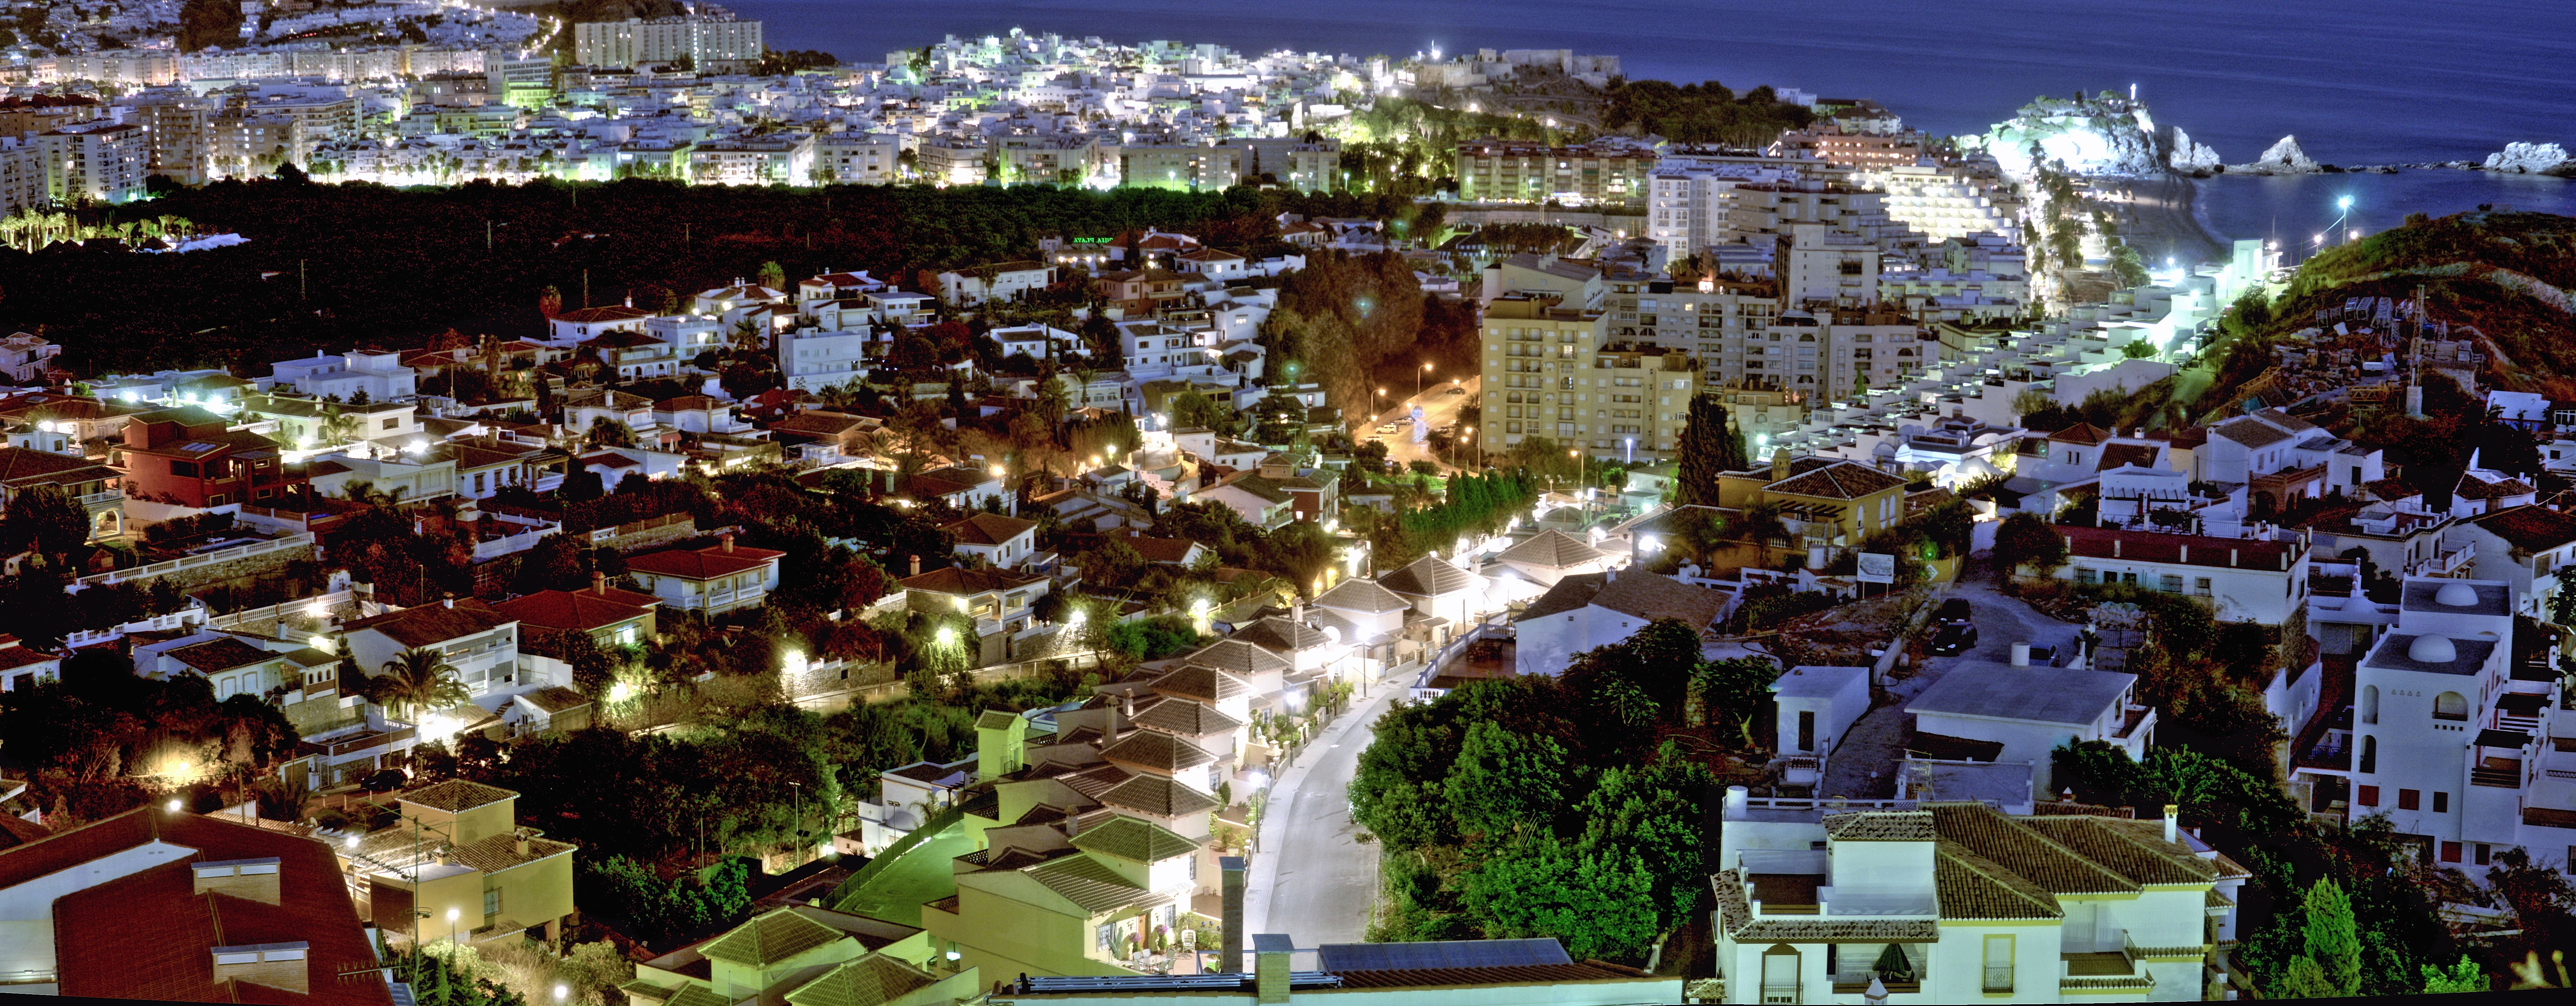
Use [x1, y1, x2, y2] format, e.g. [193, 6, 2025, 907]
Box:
[1418, 362, 1432, 401]
[447, 907, 461, 945]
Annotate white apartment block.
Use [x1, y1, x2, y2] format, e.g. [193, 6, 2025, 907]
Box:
[37, 120, 148, 204]
[777, 328, 870, 393]
[1646, 156, 1802, 260]
[815, 134, 899, 184]
[2322, 579, 2576, 879]
[1859, 162, 2023, 241]
[1713, 794, 2243, 1004]
[574, 17, 765, 70]
[687, 133, 814, 186]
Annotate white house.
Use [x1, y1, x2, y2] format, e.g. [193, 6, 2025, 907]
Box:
[942, 512, 1040, 569]
[935, 262, 1054, 306]
[1711, 794, 2243, 1005]
[2345, 578, 2576, 876]
[340, 598, 530, 713]
[545, 305, 654, 345]
[1905, 658, 2153, 796]
[268, 349, 418, 402]
[2460, 505, 2576, 617]
[2055, 524, 2309, 624]
[1511, 569, 1724, 676]
[1774, 665, 1870, 764]
[777, 328, 872, 393]
[623, 534, 786, 616]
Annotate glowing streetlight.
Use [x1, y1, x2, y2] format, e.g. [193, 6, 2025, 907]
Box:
[936, 625, 958, 646]
[1418, 361, 1432, 401]
[166, 798, 183, 812]
[2337, 195, 2353, 212]
[554, 986, 569, 1004]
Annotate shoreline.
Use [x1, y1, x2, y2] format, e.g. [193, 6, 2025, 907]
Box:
[2095, 174, 2231, 268]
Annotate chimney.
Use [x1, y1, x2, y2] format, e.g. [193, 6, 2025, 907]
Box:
[514, 829, 530, 857]
[592, 570, 607, 594]
[720, 532, 736, 553]
[1253, 934, 1292, 1004]
[1290, 600, 1305, 626]
[1121, 693, 1135, 722]
[442, 597, 454, 609]
[2010, 642, 2030, 667]
[210, 942, 308, 995]
[2163, 804, 2180, 843]
[2112, 538, 2121, 558]
[1219, 857, 1247, 972]
[192, 858, 282, 905]
[909, 553, 922, 577]
[1771, 447, 1792, 483]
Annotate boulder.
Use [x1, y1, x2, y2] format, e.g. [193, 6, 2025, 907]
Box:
[2484, 142, 2573, 175]
[2223, 135, 2325, 175]
[2168, 128, 2220, 175]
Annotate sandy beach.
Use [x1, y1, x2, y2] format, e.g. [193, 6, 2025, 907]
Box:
[2097, 173, 2232, 268]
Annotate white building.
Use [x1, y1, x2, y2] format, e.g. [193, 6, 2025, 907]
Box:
[2346, 578, 2576, 876]
[267, 349, 417, 402]
[37, 120, 148, 204]
[777, 328, 871, 392]
[340, 599, 532, 715]
[1905, 658, 2153, 797]
[573, 16, 765, 70]
[1710, 794, 2244, 1004]
[1511, 569, 1725, 676]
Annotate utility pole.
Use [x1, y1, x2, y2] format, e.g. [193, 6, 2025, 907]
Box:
[486, 220, 493, 250]
[299, 259, 307, 300]
[582, 268, 589, 308]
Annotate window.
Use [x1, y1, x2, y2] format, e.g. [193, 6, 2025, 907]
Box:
[381, 418, 399, 430]
[2399, 789, 2421, 811]
[1761, 945, 1800, 1004]
[1982, 934, 2014, 992]
[170, 459, 199, 477]
[2361, 685, 2378, 725]
[2433, 791, 2449, 813]
[2441, 841, 2462, 863]
[2357, 785, 2379, 807]
[2434, 692, 2468, 721]
[2360, 735, 2376, 773]
[483, 887, 501, 917]
[2475, 843, 2492, 866]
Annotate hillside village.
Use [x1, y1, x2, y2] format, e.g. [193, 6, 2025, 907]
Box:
[0, 13, 2571, 1006]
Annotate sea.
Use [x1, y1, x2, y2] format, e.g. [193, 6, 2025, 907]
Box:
[729, 0, 2576, 255]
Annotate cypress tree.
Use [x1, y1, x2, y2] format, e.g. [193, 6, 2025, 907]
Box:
[1675, 394, 1743, 505]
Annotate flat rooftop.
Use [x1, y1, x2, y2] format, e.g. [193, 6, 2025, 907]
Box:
[2401, 579, 2512, 618]
[1906, 660, 2133, 727]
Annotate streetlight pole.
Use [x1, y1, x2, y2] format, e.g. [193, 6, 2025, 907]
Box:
[1418, 362, 1431, 402]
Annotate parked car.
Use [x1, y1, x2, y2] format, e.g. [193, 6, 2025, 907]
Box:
[1444, 385, 1467, 395]
[1935, 598, 1973, 624]
[1378, 422, 1403, 434]
[357, 768, 409, 793]
[2024, 643, 2060, 667]
[1928, 621, 1979, 656]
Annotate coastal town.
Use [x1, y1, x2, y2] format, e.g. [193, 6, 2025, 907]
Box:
[0, 4, 2571, 1005]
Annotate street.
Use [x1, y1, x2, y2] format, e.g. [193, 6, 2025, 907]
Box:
[1364, 375, 1481, 472]
[1241, 680, 1406, 948]
[1818, 572, 2083, 798]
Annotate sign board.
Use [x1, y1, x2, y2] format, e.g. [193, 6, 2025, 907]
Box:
[1856, 552, 1897, 584]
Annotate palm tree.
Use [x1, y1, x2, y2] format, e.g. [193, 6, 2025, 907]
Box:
[374, 648, 470, 722]
[320, 408, 367, 447]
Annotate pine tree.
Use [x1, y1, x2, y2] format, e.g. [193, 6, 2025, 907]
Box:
[1674, 393, 1742, 505]
[2301, 877, 2361, 996]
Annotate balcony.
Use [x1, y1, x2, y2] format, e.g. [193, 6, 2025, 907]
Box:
[2408, 541, 2473, 577]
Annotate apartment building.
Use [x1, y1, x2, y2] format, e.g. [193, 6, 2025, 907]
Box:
[1482, 292, 1602, 451]
[36, 120, 147, 204]
[688, 133, 815, 186]
[814, 133, 899, 184]
[345, 780, 577, 945]
[123, 88, 211, 184]
[574, 16, 765, 70]
[1455, 139, 1655, 207]
[1774, 124, 1931, 170]
[777, 328, 871, 393]
[1861, 162, 2024, 241]
[2336, 579, 2576, 876]
[1645, 155, 1805, 259]
[268, 349, 418, 402]
[1220, 137, 1337, 191]
[1115, 144, 1244, 191]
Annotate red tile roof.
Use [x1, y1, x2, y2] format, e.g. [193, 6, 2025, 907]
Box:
[37, 810, 392, 1006]
[342, 600, 514, 648]
[626, 541, 785, 580]
[492, 586, 659, 632]
[941, 512, 1037, 547]
[2059, 525, 2296, 571]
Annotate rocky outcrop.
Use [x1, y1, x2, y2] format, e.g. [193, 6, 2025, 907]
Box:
[1973, 92, 2167, 179]
[2168, 127, 2220, 176]
[2484, 142, 2574, 175]
[2223, 135, 2327, 175]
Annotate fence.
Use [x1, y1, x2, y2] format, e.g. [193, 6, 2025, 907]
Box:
[76, 533, 314, 587]
[825, 801, 968, 909]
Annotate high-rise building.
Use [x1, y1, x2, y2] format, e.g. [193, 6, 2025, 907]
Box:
[1644, 152, 1810, 261]
[36, 120, 148, 204]
[574, 16, 765, 71]
[120, 88, 210, 184]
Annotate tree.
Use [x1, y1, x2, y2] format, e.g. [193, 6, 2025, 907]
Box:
[1441, 720, 1568, 842]
[373, 648, 470, 721]
[2, 484, 90, 560]
[1992, 511, 2068, 579]
[586, 415, 638, 448]
[2301, 876, 2363, 997]
[757, 260, 786, 290]
[1577, 744, 1717, 930]
[1673, 394, 1745, 505]
[1455, 833, 1661, 963]
[1692, 657, 1775, 747]
[2419, 957, 2485, 993]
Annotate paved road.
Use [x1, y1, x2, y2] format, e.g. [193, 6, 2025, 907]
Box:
[1364, 376, 1482, 472]
[1818, 571, 2084, 798]
[1242, 680, 1406, 950]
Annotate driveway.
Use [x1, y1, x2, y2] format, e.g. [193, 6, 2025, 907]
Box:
[1241, 679, 1406, 953]
[1817, 571, 2082, 798]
